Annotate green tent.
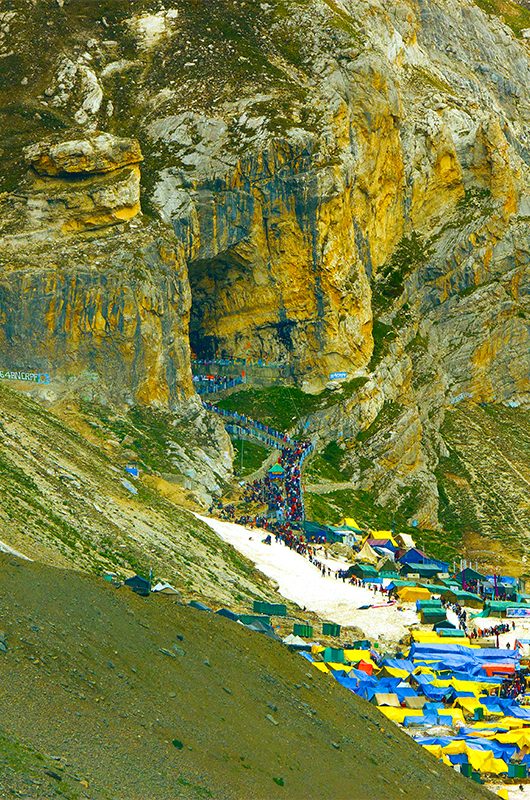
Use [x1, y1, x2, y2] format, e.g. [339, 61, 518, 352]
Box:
[268, 463, 285, 477]
[442, 589, 483, 609]
[483, 600, 530, 618]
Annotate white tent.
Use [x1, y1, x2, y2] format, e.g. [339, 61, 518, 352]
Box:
[282, 634, 307, 647]
[152, 582, 180, 595]
[354, 541, 379, 566]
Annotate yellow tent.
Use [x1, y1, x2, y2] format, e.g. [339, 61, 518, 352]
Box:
[467, 749, 507, 775]
[312, 662, 330, 674]
[496, 728, 530, 747]
[397, 586, 431, 602]
[455, 697, 489, 714]
[411, 630, 473, 645]
[369, 530, 398, 547]
[342, 517, 361, 530]
[343, 649, 372, 663]
[378, 707, 423, 723]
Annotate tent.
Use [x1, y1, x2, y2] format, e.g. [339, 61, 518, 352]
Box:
[453, 567, 486, 587]
[483, 600, 530, 618]
[124, 574, 151, 596]
[373, 693, 401, 707]
[404, 696, 427, 709]
[216, 608, 239, 621]
[377, 557, 399, 575]
[189, 600, 212, 612]
[401, 563, 442, 579]
[398, 548, 448, 572]
[420, 608, 446, 625]
[442, 589, 483, 609]
[367, 538, 397, 552]
[396, 533, 416, 549]
[303, 520, 338, 542]
[349, 563, 378, 580]
[152, 582, 180, 595]
[354, 541, 379, 566]
[398, 586, 431, 602]
[268, 463, 285, 478]
[283, 634, 309, 649]
[341, 517, 364, 531]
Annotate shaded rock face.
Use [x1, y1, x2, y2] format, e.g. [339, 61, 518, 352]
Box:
[0, 132, 194, 409]
[0, 0, 529, 525]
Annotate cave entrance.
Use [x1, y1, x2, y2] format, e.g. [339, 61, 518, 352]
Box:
[187, 251, 295, 383]
[188, 253, 250, 362]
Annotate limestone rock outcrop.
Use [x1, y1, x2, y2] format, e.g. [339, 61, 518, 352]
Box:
[0, 0, 528, 526]
[26, 132, 143, 177]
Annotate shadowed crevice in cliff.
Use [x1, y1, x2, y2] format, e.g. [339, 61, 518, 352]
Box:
[188, 248, 300, 363]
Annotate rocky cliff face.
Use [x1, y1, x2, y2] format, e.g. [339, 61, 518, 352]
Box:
[0, 0, 528, 531]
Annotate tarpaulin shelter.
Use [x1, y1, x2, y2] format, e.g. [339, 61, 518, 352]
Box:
[349, 563, 378, 580]
[303, 520, 338, 542]
[340, 517, 365, 533]
[377, 557, 399, 575]
[152, 582, 180, 595]
[282, 634, 308, 648]
[421, 608, 447, 625]
[483, 600, 530, 618]
[367, 538, 397, 553]
[373, 693, 400, 707]
[419, 583, 449, 595]
[395, 532, 416, 549]
[124, 574, 151, 596]
[416, 597, 443, 611]
[398, 586, 431, 602]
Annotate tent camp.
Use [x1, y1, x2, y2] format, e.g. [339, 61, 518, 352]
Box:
[354, 541, 380, 565]
[398, 586, 431, 602]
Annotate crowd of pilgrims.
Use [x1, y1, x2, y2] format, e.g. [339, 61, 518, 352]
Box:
[211, 439, 312, 525]
[470, 622, 516, 639]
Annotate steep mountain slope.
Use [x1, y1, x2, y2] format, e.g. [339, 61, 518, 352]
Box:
[0, 554, 493, 800]
[0, 383, 276, 607]
[0, 1, 528, 547]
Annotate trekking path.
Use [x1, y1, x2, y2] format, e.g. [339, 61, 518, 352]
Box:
[197, 514, 419, 646]
[204, 399, 312, 522]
